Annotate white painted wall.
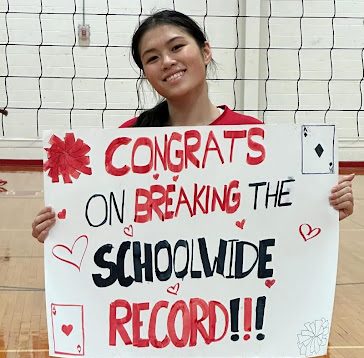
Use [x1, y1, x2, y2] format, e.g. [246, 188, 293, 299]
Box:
[0, 0, 363, 160]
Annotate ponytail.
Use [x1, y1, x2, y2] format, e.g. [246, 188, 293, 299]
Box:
[133, 101, 169, 127]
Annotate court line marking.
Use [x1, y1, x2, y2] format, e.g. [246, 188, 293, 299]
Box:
[337, 282, 364, 286]
[328, 346, 364, 349]
[0, 255, 43, 258]
[0, 285, 44, 291]
[0, 229, 40, 232]
[1, 347, 363, 353]
[0, 350, 49, 353]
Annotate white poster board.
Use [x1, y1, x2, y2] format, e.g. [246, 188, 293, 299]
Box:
[43, 124, 338, 358]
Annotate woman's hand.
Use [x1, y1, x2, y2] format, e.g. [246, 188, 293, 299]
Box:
[31, 206, 56, 243]
[329, 173, 355, 221]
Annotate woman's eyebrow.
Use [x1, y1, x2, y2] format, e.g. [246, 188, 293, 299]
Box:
[141, 36, 185, 59]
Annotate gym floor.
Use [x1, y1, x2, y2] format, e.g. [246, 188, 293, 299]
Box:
[0, 169, 363, 357]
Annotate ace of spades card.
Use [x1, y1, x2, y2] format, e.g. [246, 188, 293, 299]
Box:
[51, 303, 85, 356]
[301, 125, 335, 174]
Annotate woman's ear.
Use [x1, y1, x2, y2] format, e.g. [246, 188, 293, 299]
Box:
[202, 41, 212, 65]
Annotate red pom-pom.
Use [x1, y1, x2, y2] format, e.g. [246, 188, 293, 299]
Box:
[43, 133, 92, 184]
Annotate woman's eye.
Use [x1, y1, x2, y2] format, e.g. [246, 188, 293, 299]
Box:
[172, 44, 184, 51]
[146, 56, 158, 63]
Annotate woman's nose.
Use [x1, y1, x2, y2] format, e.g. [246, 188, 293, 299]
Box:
[162, 54, 176, 69]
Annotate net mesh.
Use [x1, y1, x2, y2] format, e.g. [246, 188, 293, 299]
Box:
[0, 0, 363, 141]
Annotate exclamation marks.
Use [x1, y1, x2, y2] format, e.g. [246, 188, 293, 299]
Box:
[255, 296, 266, 341]
[229, 296, 266, 341]
[230, 298, 240, 341]
[243, 298, 252, 341]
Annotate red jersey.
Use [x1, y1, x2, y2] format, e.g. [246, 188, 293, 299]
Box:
[119, 105, 262, 128]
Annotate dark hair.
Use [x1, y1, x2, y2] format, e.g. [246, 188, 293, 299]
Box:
[131, 10, 209, 127]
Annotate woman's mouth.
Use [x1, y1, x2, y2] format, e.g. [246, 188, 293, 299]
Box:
[165, 70, 186, 82]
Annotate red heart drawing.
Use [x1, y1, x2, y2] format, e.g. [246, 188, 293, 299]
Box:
[57, 209, 66, 219]
[167, 283, 180, 296]
[52, 235, 88, 271]
[62, 324, 73, 336]
[235, 219, 246, 230]
[172, 175, 179, 182]
[299, 224, 321, 241]
[124, 225, 133, 237]
[153, 173, 159, 180]
[265, 279, 276, 288]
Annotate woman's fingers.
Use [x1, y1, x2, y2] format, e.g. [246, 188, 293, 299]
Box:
[32, 208, 54, 227]
[331, 173, 355, 193]
[329, 174, 355, 221]
[329, 186, 353, 205]
[32, 216, 56, 238]
[35, 227, 52, 243]
[337, 173, 355, 185]
[31, 207, 56, 242]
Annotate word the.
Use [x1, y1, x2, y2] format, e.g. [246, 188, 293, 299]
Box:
[249, 178, 295, 210]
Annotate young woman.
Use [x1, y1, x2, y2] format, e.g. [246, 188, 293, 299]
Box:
[32, 10, 354, 242]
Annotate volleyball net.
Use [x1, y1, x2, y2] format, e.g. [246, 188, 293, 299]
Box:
[0, 0, 363, 154]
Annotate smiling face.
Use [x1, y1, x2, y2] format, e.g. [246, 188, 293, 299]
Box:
[138, 24, 212, 102]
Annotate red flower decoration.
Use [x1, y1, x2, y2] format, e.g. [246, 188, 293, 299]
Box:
[43, 133, 92, 183]
[0, 179, 7, 192]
